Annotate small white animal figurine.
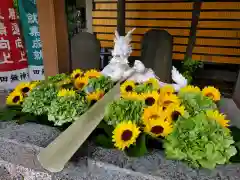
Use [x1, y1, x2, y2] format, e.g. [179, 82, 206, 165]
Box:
[101, 28, 136, 81]
[128, 60, 188, 92]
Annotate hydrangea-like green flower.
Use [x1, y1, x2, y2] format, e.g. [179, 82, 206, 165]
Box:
[48, 93, 88, 126]
[104, 99, 144, 127]
[164, 112, 237, 169]
[22, 83, 58, 115]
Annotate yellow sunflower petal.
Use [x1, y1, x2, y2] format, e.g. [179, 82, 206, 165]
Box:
[206, 110, 229, 128]
[144, 78, 160, 89]
[120, 80, 136, 94]
[71, 69, 83, 79]
[87, 90, 104, 105]
[159, 93, 180, 108]
[144, 118, 173, 137]
[58, 89, 76, 97]
[112, 121, 140, 151]
[142, 91, 159, 107]
[202, 86, 221, 101]
[159, 85, 175, 96]
[84, 69, 102, 79]
[179, 85, 201, 94]
[142, 105, 165, 125]
[121, 92, 143, 101]
[74, 77, 88, 90]
[15, 82, 32, 94]
[165, 104, 185, 122]
[6, 90, 24, 106]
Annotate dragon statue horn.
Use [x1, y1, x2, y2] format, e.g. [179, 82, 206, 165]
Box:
[114, 29, 120, 40]
[125, 28, 136, 39]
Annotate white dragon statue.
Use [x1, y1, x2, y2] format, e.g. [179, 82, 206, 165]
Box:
[101, 28, 188, 91]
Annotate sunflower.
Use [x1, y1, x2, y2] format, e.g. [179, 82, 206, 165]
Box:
[84, 69, 102, 79]
[120, 80, 135, 94]
[15, 82, 32, 94]
[206, 110, 229, 128]
[202, 86, 221, 101]
[112, 121, 140, 151]
[142, 91, 159, 107]
[142, 105, 164, 125]
[179, 85, 201, 94]
[57, 78, 72, 87]
[121, 92, 143, 101]
[6, 90, 24, 106]
[144, 78, 159, 89]
[30, 81, 41, 89]
[87, 90, 104, 105]
[159, 85, 175, 95]
[159, 93, 180, 109]
[71, 69, 83, 79]
[165, 104, 185, 122]
[144, 118, 173, 137]
[58, 89, 76, 97]
[74, 77, 88, 90]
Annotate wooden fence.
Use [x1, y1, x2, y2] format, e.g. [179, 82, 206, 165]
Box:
[92, 0, 240, 64]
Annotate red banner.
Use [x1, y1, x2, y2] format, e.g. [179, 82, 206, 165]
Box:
[0, 0, 29, 90]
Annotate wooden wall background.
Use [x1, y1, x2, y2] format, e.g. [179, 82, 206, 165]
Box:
[92, 0, 240, 64]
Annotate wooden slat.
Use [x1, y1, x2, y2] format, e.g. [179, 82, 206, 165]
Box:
[93, 26, 190, 36]
[197, 30, 240, 39]
[193, 47, 240, 56]
[131, 51, 185, 60]
[195, 38, 240, 47]
[94, 0, 185, 2]
[100, 41, 141, 49]
[93, 11, 192, 19]
[198, 21, 240, 29]
[200, 12, 240, 20]
[192, 55, 240, 64]
[95, 2, 193, 10]
[130, 50, 240, 64]
[93, 19, 191, 27]
[97, 35, 188, 45]
[201, 2, 240, 10]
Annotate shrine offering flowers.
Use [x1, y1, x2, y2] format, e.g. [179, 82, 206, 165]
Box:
[101, 80, 238, 168]
[2, 68, 115, 127]
[112, 121, 140, 150]
[164, 85, 237, 169]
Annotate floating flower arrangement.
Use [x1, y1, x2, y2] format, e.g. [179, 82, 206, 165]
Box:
[99, 78, 240, 169]
[2, 69, 114, 127]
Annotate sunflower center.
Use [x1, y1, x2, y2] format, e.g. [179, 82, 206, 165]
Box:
[151, 126, 164, 134]
[90, 99, 97, 106]
[74, 74, 81, 79]
[125, 85, 133, 92]
[22, 87, 30, 93]
[145, 97, 155, 106]
[205, 93, 214, 99]
[77, 83, 85, 89]
[163, 100, 173, 107]
[149, 115, 160, 120]
[121, 130, 133, 141]
[171, 111, 181, 121]
[12, 96, 20, 103]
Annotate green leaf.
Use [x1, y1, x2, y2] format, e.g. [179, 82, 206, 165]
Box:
[229, 126, 240, 142]
[17, 114, 38, 125]
[97, 121, 114, 137]
[198, 159, 216, 169]
[94, 134, 114, 149]
[0, 109, 18, 121]
[125, 133, 148, 157]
